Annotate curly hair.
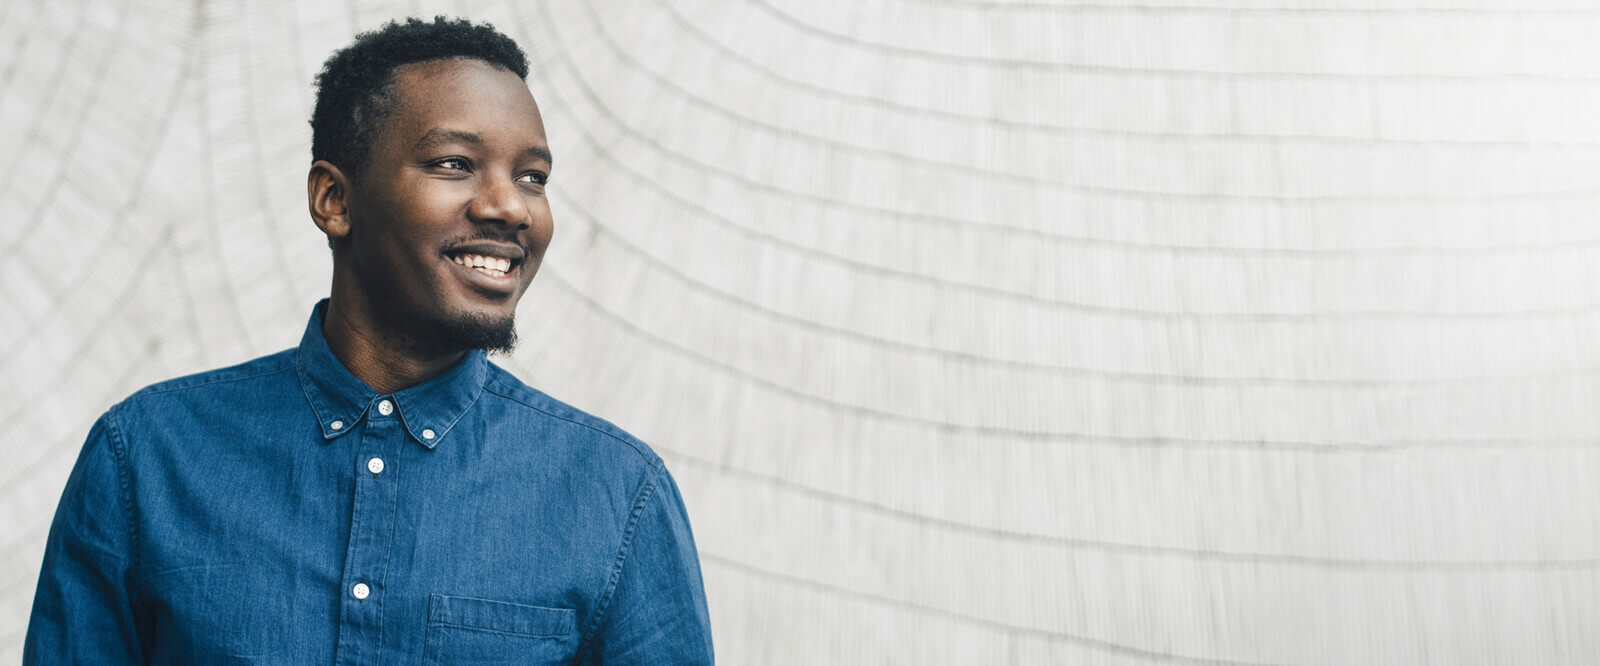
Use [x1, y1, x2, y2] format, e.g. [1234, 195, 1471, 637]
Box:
[310, 16, 529, 175]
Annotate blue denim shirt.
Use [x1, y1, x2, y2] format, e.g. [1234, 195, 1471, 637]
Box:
[25, 301, 714, 664]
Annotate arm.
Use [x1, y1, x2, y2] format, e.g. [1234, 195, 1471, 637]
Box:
[23, 411, 147, 664]
[579, 464, 714, 664]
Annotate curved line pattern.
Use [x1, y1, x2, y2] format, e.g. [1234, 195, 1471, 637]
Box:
[1, 34, 201, 366]
[583, 1, 1600, 213]
[0, 1, 202, 500]
[889, 1, 1600, 17]
[701, 554, 1284, 665]
[665, 449, 1600, 570]
[0, 226, 176, 486]
[0, 1, 44, 101]
[571, 2, 1600, 205]
[747, 0, 1600, 82]
[0, 223, 159, 362]
[235, 7, 308, 327]
[558, 192, 1600, 388]
[538, 45, 1600, 322]
[0, 0, 199, 361]
[534, 263, 1596, 452]
[545, 5, 1600, 299]
[196, 5, 261, 354]
[0, 0, 123, 210]
[6, 4, 1599, 664]
[654, 0, 1600, 151]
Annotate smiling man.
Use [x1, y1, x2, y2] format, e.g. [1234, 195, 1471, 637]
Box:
[24, 18, 713, 664]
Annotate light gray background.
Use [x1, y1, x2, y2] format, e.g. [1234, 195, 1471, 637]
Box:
[3, 1, 1600, 664]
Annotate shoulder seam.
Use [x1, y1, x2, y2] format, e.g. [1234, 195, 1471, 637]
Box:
[481, 382, 662, 471]
[574, 468, 661, 658]
[101, 406, 142, 608]
[128, 357, 295, 400]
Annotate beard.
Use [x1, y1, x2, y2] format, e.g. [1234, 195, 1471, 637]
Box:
[430, 308, 518, 355]
[364, 288, 520, 358]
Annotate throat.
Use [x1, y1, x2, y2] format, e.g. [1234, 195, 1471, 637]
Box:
[322, 293, 472, 394]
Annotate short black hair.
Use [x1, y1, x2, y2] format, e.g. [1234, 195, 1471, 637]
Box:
[310, 16, 529, 175]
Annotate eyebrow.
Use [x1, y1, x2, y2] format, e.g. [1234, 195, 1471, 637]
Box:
[413, 128, 553, 166]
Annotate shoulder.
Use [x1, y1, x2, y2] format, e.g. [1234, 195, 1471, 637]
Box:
[113, 348, 298, 415]
[90, 349, 299, 465]
[478, 362, 664, 473]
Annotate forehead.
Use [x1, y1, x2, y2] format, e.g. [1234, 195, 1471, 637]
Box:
[381, 58, 546, 149]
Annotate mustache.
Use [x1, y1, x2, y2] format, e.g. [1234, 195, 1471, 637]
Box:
[438, 230, 524, 252]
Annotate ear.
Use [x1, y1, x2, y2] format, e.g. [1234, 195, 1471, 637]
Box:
[308, 160, 353, 243]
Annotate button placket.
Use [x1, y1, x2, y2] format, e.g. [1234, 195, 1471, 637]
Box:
[333, 403, 403, 663]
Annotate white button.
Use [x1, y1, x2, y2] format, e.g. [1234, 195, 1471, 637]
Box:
[377, 400, 393, 416]
[352, 583, 369, 600]
[367, 457, 384, 475]
[422, 429, 435, 440]
[330, 420, 343, 430]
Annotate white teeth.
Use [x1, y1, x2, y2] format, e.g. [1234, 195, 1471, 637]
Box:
[454, 252, 508, 278]
[452, 253, 512, 278]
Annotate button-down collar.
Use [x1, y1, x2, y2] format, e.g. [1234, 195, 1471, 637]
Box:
[295, 300, 487, 449]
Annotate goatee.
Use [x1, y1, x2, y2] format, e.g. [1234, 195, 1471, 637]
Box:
[434, 310, 518, 355]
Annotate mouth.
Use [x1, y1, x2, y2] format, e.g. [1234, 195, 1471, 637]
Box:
[444, 242, 526, 292]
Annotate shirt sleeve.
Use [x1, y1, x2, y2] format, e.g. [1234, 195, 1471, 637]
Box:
[581, 463, 715, 664]
[24, 410, 147, 664]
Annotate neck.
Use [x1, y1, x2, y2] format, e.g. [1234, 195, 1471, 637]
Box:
[321, 283, 466, 395]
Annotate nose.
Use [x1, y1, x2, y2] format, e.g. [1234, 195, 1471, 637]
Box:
[466, 175, 531, 228]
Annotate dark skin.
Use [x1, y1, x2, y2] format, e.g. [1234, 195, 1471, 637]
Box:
[307, 58, 554, 394]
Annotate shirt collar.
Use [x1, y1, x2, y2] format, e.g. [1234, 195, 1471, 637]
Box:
[295, 299, 487, 450]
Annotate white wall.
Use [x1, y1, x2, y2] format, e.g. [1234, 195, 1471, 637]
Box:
[3, 1, 1599, 663]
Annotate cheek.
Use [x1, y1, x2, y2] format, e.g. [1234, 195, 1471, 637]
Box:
[351, 222, 446, 293]
[386, 190, 464, 261]
[530, 202, 556, 250]
[357, 232, 424, 293]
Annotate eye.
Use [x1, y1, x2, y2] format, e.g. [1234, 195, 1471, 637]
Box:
[433, 157, 471, 171]
[517, 171, 549, 186]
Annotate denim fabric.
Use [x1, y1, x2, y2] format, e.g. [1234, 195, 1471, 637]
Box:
[25, 301, 714, 664]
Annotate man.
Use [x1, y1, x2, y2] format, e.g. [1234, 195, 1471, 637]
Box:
[24, 17, 713, 664]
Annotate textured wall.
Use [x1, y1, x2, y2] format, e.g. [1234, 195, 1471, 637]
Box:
[3, 1, 1600, 664]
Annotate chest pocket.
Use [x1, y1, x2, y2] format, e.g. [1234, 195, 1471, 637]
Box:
[423, 594, 578, 665]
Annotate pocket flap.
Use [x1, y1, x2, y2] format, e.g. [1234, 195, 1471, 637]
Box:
[428, 594, 575, 637]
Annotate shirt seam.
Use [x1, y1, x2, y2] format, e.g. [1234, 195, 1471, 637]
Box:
[429, 622, 569, 639]
[129, 361, 295, 400]
[575, 468, 661, 658]
[102, 406, 142, 609]
[481, 383, 663, 472]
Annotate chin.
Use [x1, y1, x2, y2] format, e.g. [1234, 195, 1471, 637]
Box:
[428, 306, 519, 355]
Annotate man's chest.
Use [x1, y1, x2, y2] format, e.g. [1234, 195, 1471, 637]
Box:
[130, 419, 620, 664]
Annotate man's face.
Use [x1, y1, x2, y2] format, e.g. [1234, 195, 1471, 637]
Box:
[340, 57, 553, 353]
